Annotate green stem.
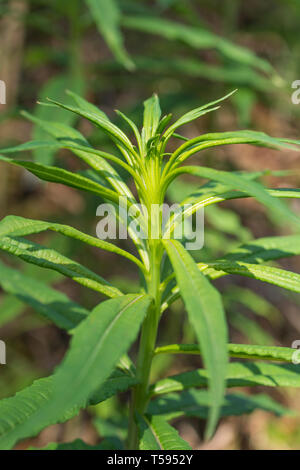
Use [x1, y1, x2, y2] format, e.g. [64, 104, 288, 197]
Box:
[127, 241, 162, 449]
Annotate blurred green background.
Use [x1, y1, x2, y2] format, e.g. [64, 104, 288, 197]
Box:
[1, 0, 300, 449]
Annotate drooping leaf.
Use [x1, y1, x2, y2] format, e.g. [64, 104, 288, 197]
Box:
[122, 16, 272, 73]
[0, 215, 144, 271]
[0, 294, 151, 449]
[86, 0, 134, 70]
[0, 260, 88, 330]
[46, 99, 136, 158]
[203, 260, 300, 294]
[151, 362, 300, 396]
[154, 343, 296, 362]
[163, 239, 228, 438]
[173, 130, 300, 165]
[163, 90, 235, 142]
[169, 166, 300, 229]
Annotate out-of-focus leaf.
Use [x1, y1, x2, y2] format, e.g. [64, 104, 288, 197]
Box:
[0, 260, 88, 330]
[147, 389, 294, 420]
[86, 0, 134, 70]
[137, 414, 191, 450]
[0, 294, 151, 449]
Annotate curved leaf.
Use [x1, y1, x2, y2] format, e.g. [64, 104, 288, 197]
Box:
[154, 343, 296, 362]
[147, 389, 293, 421]
[0, 236, 121, 298]
[0, 260, 88, 330]
[169, 166, 300, 229]
[0, 369, 137, 450]
[0, 294, 151, 449]
[86, 0, 134, 70]
[0, 215, 144, 271]
[0, 155, 120, 205]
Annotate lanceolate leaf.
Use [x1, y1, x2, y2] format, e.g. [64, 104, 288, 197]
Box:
[168, 166, 300, 229]
[154, 343, 296, 362]
[85, 0, 134, 71]
[172, 130, 300, 166]
[151, 362, 300, 396]
[147, 389, 293, 421]
[143, 94, 161, 145]
[202, 260, 300, 293]
[137, 414, 191, 450]
[46, 99, 135, 157]
[0, 216, 144, 271]
[0, 260, 88, 330]
[0, 155, 120, 205]
[29, 439, 116, 450]
[122, 16, 272, 74]
[0, 369, 137, 450]
[32, 73, 84, 165]
[0, 236, 121, 298]
[0, 294, 151, 449]
[163, 240, 228, 438]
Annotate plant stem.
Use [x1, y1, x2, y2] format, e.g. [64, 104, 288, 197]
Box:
[127, 241, 162, 449]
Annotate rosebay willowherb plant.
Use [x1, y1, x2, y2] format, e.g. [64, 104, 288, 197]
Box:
[1, 91, 300, 450]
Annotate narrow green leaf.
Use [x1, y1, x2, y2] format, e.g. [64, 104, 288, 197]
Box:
[0, 294, 151, 449]
[0, 215, 144, 271]
[0, 260, 88, 330]
[46, 99, 135, 157]
[122, 16, 272, 73]
[163, 90, 235, 141]
[137, 414, 191, 450]
[29, 439, 116, 450]
[147, 389, 293, 421]
[154, 343, 296, 362]
[0, 236, 121, 298]
[203, 260, 300, 294]
[86, 0, 134, 70]
[174, 130, 300, 165]
[0, 368, 137, 450]
[163, 239, 228, 438]
[16, 113, 136, 199]
[66, 89, 110, 120]
[151, 362, 300, 396]
[171, 166, 300, 229]
[0, 155, 120, 204]
[143, 94, 161, 144]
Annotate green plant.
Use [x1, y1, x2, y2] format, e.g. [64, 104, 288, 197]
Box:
[1, 91, 300, 450]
